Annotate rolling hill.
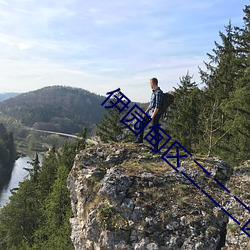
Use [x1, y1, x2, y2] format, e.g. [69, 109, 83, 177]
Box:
[0, 86, 106, 134]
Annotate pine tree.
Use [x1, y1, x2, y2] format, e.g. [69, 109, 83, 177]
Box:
[0, 179, 40, 249]
[168, 73, 201, 151]
[220, 5, 250, 162]
[58, 126, 87, 172]
[75, 126, 87, 152]
[97, 107, 123, 142]
[233, 5, 250, 83]
[0, 140, 80, 249]
[200, 21, 238, 96]
[33, 164, 74, 250]
[197, 5, 250, 162]
[38, 146, 58, 199]
[198, 21, 239, 157]
[221, 84, 250, 162]
[25, 153, 40, 184]
[96, 96, 134, 142]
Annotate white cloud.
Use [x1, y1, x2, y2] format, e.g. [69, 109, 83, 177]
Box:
[0, 0, 247, 102]
[17, 42, 32, 50]
[0, 53, 205, 102]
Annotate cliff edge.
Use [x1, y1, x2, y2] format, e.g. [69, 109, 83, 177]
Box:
[67, 143, 250, 250]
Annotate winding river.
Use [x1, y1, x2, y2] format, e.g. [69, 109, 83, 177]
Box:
[0, 156, 33, 208]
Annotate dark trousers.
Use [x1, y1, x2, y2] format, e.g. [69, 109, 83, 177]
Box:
[137, 113, 161, 150]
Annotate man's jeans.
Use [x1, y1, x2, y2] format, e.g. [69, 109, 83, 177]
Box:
[137, 113, 161, 150]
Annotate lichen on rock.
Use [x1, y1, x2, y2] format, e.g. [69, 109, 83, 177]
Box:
[67, 143, 249, 250]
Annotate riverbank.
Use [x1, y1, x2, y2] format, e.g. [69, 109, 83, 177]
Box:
[0, 155, 43, 208]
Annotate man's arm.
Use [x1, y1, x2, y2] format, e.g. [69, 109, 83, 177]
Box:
[145, 104, 150, 114]
[151, 108, 159, 120]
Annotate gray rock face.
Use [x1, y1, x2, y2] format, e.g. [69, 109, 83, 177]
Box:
[221, 160, 250, 250]
[98, 167, 134, 205]
[67, 143, 250, 250]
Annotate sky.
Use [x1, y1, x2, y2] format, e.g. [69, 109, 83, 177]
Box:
[0, 0, 248, 102]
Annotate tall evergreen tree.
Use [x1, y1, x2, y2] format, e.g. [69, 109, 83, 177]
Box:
[220, 5, 250, 162]
[96, 106, 125, 142]
[38, 146, 58, 199]
[75, 126, 87, 151]
[199, 21, 238, 95]
[26, 153, 40, 184]
[0, 179, 40, 249]
[33, 164, 73, 250]
[197, 5, 250, 162]
[198, 21, 239, 157]
[0, 132, 86, 249]
[168, 73, 201, 151]
[96, 95, 134, 142]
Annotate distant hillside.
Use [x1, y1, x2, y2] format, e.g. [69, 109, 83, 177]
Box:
[0, 86, 105, 134]
[0, 93, 20, 102]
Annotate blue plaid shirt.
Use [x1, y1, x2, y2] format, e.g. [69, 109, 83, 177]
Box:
[148, 87, 163, 116]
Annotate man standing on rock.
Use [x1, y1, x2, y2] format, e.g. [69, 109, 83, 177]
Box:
[135, 77, 163, 151]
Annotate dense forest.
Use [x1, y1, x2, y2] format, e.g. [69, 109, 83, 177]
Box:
[167, 5, 250, 165]
[97, 5, 250, 166]
[0, 123, 17, 188]
[0, 128, 86, 250]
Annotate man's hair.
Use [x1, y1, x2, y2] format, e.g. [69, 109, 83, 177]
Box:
[151, 78, 158, 86]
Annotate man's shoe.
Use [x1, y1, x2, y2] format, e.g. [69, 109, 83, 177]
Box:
[152, 147, 160, 153]
[135, 139, 143, 143]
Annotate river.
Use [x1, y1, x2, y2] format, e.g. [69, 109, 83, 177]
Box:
[0, 156, 33, 208]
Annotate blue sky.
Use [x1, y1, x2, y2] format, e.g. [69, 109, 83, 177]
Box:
[0, 0, 248, 102]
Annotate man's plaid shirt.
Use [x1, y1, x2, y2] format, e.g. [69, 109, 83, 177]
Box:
[148, 87, 163, 116]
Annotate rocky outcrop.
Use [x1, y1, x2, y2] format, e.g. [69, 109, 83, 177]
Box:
[222, 160, 250, 250]
[67, 143, 250, 250]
